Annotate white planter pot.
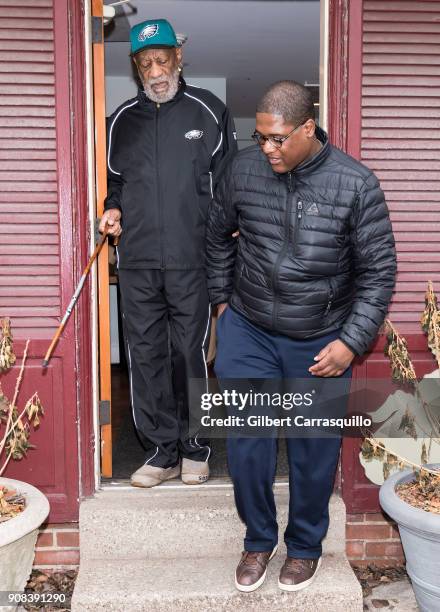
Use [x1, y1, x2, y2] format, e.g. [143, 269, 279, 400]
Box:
[380, 466, 440, 612]
[0, 478, 50, 612]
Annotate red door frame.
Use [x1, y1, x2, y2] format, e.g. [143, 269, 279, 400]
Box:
[53, 0, 94, 509]
[328, 0, 382, 513]
[73, 0, 438, 511]
[68, 0, 95, 500]
[53, 0, 95, 509]
[49, 0, 94, 514]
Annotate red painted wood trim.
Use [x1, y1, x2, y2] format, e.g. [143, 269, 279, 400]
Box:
[346, 0, 363, 160]
[53, 0, 74, 342]
[328, 0, 349, 150]
[68, 0, 95, 498]
[52, 0, 79, 518]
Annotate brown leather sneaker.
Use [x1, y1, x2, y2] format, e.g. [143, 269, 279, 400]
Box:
[235, 546, 277, 592]
[278, 556, 322, 591]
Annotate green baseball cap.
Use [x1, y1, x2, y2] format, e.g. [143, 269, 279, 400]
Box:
[130, 19, 179, 56]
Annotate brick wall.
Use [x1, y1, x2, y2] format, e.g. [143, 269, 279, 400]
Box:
[34, 523, 80, 571]
[346, 511, 405, 567]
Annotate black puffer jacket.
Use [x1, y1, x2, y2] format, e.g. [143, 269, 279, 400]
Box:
[206, 128, 397, 356]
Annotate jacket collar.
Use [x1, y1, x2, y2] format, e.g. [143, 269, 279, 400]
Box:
[272, 126, 330, 181]
[293, 126, 330, 176]
[137, 77, 187, 108]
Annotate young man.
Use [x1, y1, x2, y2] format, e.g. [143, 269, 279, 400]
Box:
[100, 19, 237, 487]
[206, 81, 396, 591]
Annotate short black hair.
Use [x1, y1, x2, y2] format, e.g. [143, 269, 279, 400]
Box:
[256, 80, 315, 126]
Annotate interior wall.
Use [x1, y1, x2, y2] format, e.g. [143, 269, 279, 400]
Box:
[234, 118, 255, 150]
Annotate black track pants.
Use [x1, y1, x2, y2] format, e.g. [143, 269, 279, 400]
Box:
[118, 269, 211, 468]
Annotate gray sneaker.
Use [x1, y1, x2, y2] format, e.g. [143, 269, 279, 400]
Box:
[181, 458, 209, 485]
[130, 463, 180, 488]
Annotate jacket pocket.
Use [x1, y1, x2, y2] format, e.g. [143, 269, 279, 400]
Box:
[323, 278, 335, 319]
[235, 260, 245, 291]
[193, 162, 212, 226]
[193, 160, 212, 196]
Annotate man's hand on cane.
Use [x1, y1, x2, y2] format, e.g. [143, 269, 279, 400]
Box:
[99, 208, 122, 237]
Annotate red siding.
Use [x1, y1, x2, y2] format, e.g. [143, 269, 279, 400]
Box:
[0, 0, 60, 336]
[0, 0, 88, 521]
[340, 0, 440, 513]
[361, 0, 440, 328]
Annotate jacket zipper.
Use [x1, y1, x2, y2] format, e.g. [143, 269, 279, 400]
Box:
[292, 200, 303, 256]
[156, 103, 165, 271]
[271, 171, 293, 329]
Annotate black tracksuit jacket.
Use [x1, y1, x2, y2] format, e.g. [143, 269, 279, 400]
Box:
[104, 79, 237, 270]
[206, 128, 397, 356]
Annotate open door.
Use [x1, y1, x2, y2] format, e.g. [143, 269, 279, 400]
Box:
[92, 0, 113, 477]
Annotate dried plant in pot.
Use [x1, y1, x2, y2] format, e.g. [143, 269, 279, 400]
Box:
[360, 283, 440, 612]
[0, 318, 49, 606]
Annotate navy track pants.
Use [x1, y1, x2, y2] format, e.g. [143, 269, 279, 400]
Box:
[214, 306, 352, 559]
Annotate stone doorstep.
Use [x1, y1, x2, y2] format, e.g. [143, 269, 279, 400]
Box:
[79, 487, 346, 560]
[71, 551, 363, 612]
[73, 486, 362, 610]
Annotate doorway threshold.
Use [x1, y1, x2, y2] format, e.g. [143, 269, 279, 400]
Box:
[100, 476, 289, 491]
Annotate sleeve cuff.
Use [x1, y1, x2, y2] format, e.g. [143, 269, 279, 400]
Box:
[339, 337, 359, 356]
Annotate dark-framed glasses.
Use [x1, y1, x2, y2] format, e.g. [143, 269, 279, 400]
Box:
[251, 122, 305, 149]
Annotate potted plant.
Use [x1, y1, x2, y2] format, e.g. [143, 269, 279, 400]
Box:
[0, 318, 49, 606]
[361, 283, 440, 611]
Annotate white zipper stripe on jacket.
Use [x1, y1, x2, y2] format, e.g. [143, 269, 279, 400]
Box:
[183, 92, 223, 157]
[194, 303, 212, 462]
[107, 100, 139, 175]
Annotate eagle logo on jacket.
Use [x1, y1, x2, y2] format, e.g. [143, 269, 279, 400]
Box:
[138, 24, 159, 42]
[185, 130, 204, 140]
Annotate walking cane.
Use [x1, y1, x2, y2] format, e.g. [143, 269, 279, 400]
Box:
[42, 227, 117, 367]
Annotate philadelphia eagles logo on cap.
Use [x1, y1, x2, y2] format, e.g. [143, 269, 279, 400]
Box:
[138, 24, 159, 42]
[185, 130, 204, 140]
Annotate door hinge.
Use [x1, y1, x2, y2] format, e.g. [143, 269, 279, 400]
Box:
[92, 15, 103, 44]
[99, 400, 111, 426]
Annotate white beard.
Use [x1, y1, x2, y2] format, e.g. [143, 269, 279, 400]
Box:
[143, 68, 180, 103]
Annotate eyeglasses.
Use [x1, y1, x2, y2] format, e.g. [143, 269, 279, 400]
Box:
[251, 122, 305, 149]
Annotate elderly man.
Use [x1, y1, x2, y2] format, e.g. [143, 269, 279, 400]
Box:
[100, 19, 237, 487]
[206, 81, 396, 592]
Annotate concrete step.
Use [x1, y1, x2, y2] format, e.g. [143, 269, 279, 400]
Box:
[72, 551, 362, 612]
[72, 483, 363, 611]
[79, 483, 345, 559]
